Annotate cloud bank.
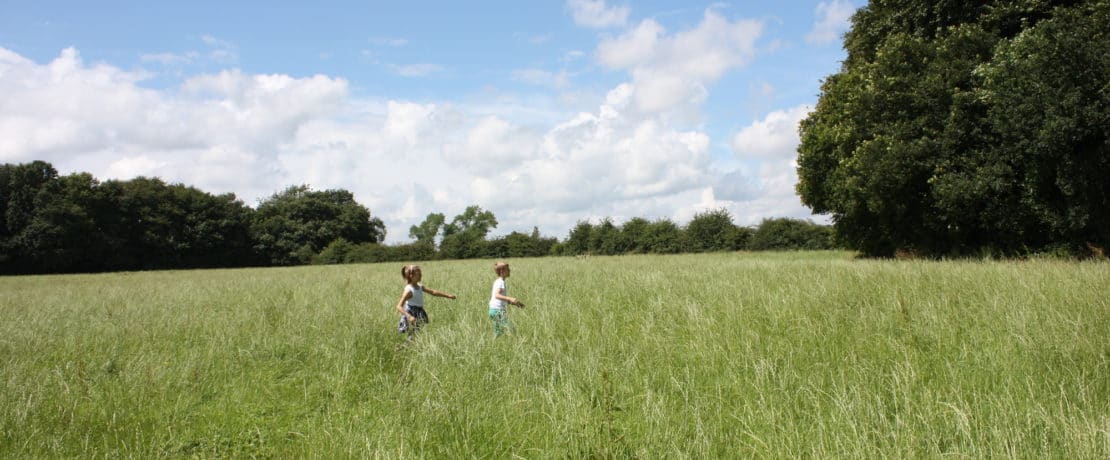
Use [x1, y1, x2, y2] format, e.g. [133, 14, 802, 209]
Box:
[0, 8, 824, 243]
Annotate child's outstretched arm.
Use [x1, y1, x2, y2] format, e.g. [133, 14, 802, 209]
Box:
[494, 290, 525, 308]
[395, 290, 416, 322]
[424, 287, 456, 300]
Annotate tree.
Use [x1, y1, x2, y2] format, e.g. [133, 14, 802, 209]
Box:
[409, 213, 445, 247]
[796, 1, 1105, 257]
[643, 219, 684, 254]
[685, 208, 737, 252]
[564, 220, 593, 255]
[251, 185, 384, 265]
[14, 172, 105, 273]
[619, 217, 651, 254]
[94, 177, 255, 270]
[589, 218, 620, 255]
[749, 218, 834, 251]
[439, 205, 498, 259]
[978, 2, 1110, 254]
[1, 161, 60, 272]
[442, 206, 498, 239]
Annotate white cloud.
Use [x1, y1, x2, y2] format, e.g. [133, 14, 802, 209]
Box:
[596, 10, 762, 113]
[0, 38, 820, 244]
[710, 104, 821, 225]
[386, 62, 443, 77]
[806, 0, 855, 44]
[511, 68, 570, 88]
[567, 0, 629, 29]
[199, 34, 238, 63]
[731, 105, 812, 158]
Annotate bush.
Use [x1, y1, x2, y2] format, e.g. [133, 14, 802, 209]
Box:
[313, 238, 354, 265]
[750, 218, 834, 251]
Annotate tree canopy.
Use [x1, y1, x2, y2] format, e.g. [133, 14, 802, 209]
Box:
[251, 185, 385, 265]
[797, 0, 1109, 257]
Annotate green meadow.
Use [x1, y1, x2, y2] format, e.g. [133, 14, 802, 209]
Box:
[1, 251, 1107, 457]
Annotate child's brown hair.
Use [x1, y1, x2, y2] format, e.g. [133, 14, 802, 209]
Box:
[401, 264, 420, 282]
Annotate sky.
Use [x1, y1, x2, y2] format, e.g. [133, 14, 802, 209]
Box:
[0, 0, 859, 243]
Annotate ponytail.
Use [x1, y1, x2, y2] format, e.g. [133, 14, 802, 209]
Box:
[401, 264, 420, 282]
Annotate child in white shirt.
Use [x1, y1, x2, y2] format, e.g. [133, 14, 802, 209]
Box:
[488, 262, 525, 337]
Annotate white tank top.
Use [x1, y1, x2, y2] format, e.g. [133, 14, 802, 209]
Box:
[405, 284, 425, 308]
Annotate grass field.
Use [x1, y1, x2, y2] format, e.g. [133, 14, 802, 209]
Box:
[1, 251, 1107, 457]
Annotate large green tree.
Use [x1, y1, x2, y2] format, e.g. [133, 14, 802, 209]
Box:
[797, 0, 1108, 257]
[251, 185, 385, 265]
[408, 212, 445, 247]
[439, 205, 498, 259]
[1, 162, 258, 273]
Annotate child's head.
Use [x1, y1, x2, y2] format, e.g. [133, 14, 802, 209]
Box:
[401, 264, 422, 283]
[494, 262, 511, 278]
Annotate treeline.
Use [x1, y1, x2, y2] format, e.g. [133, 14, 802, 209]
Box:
[1, 161, 835, 275]
[315, 208, 836, 265]
[0, 161, 383, 274]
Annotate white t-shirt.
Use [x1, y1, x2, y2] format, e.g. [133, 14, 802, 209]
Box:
[404, 284, 424, 308]
[488, 277, 507, 310]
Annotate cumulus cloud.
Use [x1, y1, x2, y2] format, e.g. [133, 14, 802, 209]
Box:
[731, 105, 812, 158]
[596, 10, 762, 113]
[468, 83, 711, 215]
[0, 24, 817, 243]
[806, 0, 855, 44]
[0, 47, 348, 202]
[709, 104, 820, 225]
[567, 0, 629, 29]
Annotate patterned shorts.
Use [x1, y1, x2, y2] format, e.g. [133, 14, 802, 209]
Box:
[398, 305, 428, 334]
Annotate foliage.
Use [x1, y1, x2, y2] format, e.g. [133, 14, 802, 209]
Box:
[563, 220, 594, 255]
[250, 185, 385, 265]
[440, 206, 498, 260]
[642, 218, 686, 254]
[2, 160, 841, 273]
[313, 238, 354, 265]
[343, 242, 437, 264]
[749, 218, 835, 251]
[409, 213, 445, 247]
[797, 0, 1108, 257]
[485, 229, 557, 259]
[685, 208, 741, 252]
[0, 163, 256, 274]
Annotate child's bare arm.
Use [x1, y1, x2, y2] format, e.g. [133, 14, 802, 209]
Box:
[424, 287, 456, 299]
[495, 291, 524, 308]
[395, 291, 415, 321]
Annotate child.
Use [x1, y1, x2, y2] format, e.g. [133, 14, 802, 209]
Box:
[396, 264, 456, 338]
[488, 262, 525, 337]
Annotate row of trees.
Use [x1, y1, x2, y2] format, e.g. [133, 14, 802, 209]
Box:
[797, 0, 1109, 257]
[312, 208, 834, 265]
[555, 210, 834, 256]
[0, 161, 383, 274]
[1, 161, 834, 275]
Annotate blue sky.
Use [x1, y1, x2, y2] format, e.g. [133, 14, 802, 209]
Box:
[0, 0, 858, 243]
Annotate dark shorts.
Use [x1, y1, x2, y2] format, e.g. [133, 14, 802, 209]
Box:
[398, 305, 428, 333]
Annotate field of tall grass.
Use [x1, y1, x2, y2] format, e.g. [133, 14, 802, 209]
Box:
[1, 251, 1107, 457]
